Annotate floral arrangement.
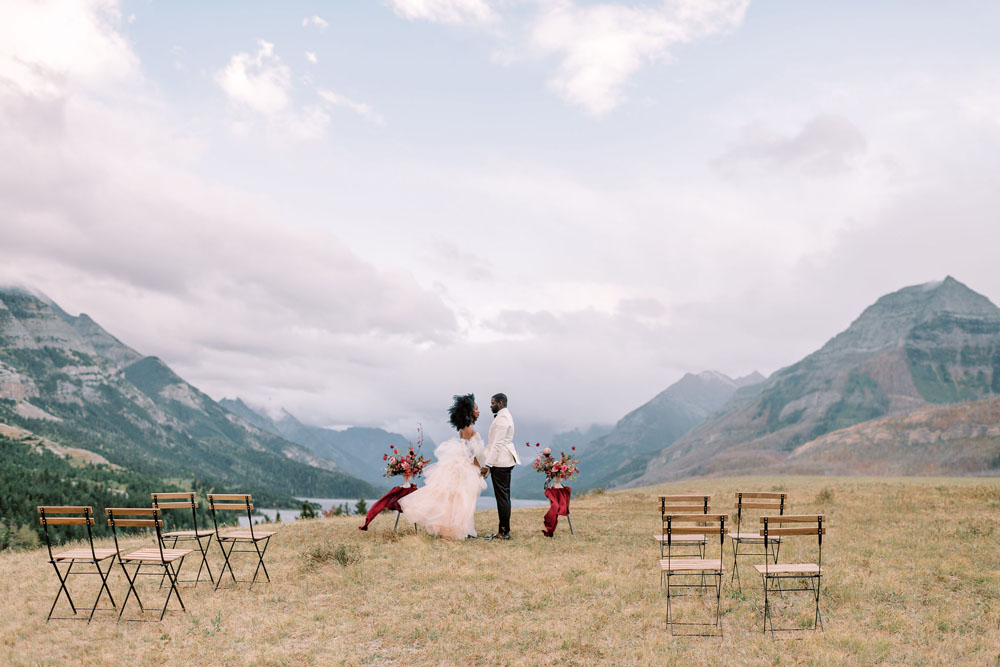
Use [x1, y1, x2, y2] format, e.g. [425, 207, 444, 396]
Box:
[531, 445, 580, 486]
[383, 424, 431, 480]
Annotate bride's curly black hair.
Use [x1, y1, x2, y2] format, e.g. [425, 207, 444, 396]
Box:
[448, 394, 477, 431]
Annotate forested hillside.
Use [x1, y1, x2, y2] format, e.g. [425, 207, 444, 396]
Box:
[0, 434, 242, 552]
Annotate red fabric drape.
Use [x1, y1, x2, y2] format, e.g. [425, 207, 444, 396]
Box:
[358, 485, 418, 531]
[542, 486, 571, 537]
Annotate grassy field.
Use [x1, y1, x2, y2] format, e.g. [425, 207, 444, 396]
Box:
[2, 476, 999, 665]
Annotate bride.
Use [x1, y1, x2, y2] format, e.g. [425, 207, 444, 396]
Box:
[399, 394, 487, 540]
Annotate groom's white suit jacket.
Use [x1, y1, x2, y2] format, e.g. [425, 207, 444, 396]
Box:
[485, 407, 521, 467]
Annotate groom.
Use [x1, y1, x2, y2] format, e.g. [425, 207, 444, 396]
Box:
[482, 393, 521, 540]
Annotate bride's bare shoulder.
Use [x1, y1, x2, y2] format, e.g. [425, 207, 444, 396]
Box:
[459, 426, 477, 440]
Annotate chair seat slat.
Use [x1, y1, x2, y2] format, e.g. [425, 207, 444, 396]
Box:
[161, 529, 214, 537]
[219, 529, 276, 540]
[754, 563, 821, 575]
[53, 548, 118, 561]
[729, 531, 782, 542]
[660, 558, 724, 572]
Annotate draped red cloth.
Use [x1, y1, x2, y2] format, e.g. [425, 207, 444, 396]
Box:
[358, 485, 418, 531]
[542, 486, 571, 537]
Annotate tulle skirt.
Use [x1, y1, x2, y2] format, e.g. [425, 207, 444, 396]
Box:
[399, 441, 487, 540]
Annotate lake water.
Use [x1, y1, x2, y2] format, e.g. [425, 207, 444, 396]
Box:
[239, 495, 547, 526]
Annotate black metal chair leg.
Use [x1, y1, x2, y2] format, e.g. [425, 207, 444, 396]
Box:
[118, 563, 145, 620]
[250, 538, 271, 585]
[47, 562, 77, 620]
[89, 560, 117, 622]
[195, 535, 216, 584]
[215, 539, 237, 589]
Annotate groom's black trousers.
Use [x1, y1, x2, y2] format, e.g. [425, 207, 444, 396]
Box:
[490, 466, 514, 535]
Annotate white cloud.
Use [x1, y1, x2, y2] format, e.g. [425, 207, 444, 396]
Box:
[318, 89, 384, 124]
[215, 40, 291, 114]
[305, 51, 318, 64]
[302, 15, 329, 30]
[386, 0, 497, 25]
[215, 41, 333, 139]
[0, 0, 460, 436]
[0, 0, 138, 97]
[531, 0, 749, 115]
[715, 115, 869, 177]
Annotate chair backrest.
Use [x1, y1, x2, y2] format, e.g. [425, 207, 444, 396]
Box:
[662, 513, 726, 567]
[759, 515, 825, 575]
[151, 492, 201, 533]
[660, 495, 712, 551]
[734, 492, 787, 533]
[37, 506, 97, 561]
[659, 494, 711, 515]
[105, 507, 165, 562]
[206, 493, 255, 538]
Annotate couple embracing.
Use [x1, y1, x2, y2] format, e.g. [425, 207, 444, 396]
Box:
[399, 393, 521, 540]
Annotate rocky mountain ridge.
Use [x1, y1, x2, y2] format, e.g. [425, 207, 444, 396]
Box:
[220, 398, 426, 487]
[0, 287, 379, 503]
[629, 276, 1000, 485]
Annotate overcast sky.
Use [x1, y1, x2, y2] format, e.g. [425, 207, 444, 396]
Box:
[2, 0, 1000, 442]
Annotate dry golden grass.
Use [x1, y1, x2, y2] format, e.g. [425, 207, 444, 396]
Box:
[2, 476, 999, 665]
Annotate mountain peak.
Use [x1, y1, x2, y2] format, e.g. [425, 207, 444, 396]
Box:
[818, 276, 1000, 357]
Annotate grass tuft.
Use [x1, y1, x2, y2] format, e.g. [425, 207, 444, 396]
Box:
[304, 541, 362, 567]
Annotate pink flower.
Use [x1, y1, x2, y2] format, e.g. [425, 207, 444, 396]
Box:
[543, 448, 551, 455]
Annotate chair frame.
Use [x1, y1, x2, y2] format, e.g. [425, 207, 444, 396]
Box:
[758, 515, 825, 638]
[656, 495, 712, 561]
[661, 513, 726, 637]
[151, 492, 215, 586]
[729, 492, 786, 591]
[37, 506, 118, 622]
[106, 507, 190, 621]
[207, 494, 275, 590]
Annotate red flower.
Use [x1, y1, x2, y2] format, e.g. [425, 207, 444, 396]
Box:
[536, 443, 540, 447]
[383, 454, 388, 460]
[571, 446, 576, 451]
